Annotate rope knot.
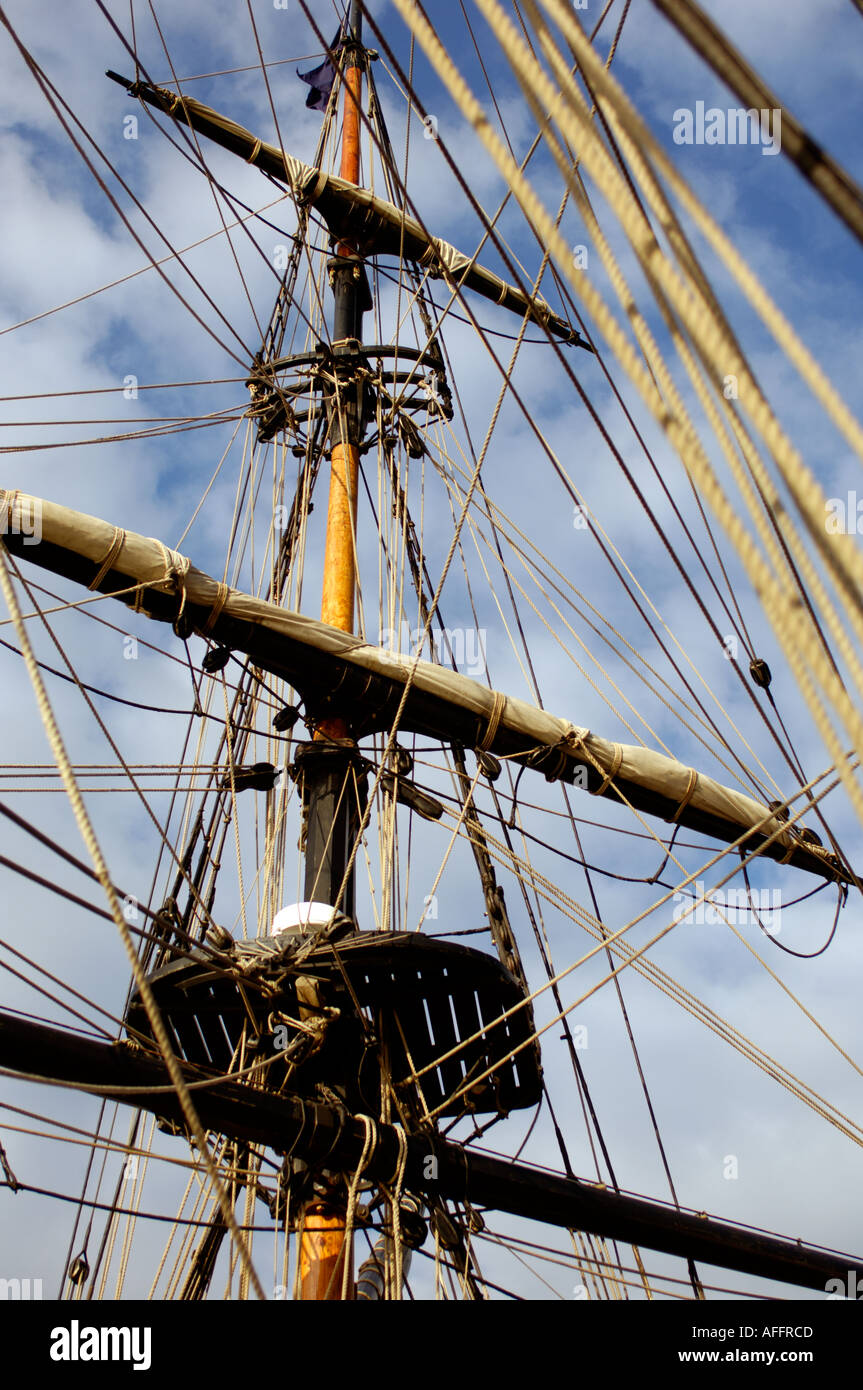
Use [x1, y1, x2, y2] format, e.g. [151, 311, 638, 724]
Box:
[154, 540, 192, 624]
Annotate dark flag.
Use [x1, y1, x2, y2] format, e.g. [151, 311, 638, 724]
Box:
[297, 29, 344, 112]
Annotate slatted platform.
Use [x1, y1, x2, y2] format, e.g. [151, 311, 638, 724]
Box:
[125, 931, 542, 1118]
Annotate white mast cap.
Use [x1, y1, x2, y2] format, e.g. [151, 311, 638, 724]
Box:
[271, 901, 336, 936]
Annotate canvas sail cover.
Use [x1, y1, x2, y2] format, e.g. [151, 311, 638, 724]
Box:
[0, 489, 847, 884]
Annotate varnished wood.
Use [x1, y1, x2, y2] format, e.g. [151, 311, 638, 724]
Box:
[317, 41, 364, 742]
[320, 438, 360, 637]
[338, 61, 363, 191]
[299, 1204, 352, 1300]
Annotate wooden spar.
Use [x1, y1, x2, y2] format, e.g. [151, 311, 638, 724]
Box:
[301, 0, 366, 1300]
[0, 489, 851, 885]
[0, 496, 851, 885]
[104, 70, 591, 346]
[1, 1008, 861, 1295]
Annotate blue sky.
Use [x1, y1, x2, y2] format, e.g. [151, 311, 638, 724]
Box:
[2, 0, 863, 1301]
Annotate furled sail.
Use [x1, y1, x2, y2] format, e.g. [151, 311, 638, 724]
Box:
[105, 72, 592, 349]
[2, 489, 847, 884]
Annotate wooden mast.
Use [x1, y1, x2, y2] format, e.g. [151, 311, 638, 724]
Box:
[298, 0, 366, 1301]
[319, 0, 364, 719]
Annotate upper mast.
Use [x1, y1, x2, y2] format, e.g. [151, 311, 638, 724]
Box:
[291, 1, 373, 930]
[320, 0, 365, 649]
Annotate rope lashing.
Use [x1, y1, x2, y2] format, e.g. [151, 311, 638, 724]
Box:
[203, 581, 230, 635]
[670, 767, 698, 823]
[155, 540, 193, 626]
[299, 167, 329, 203]
[594, 743, 623, 797]
[87, 527, 126, 591]
[479, 690, 506, 751]
[1, 489, 20, 533]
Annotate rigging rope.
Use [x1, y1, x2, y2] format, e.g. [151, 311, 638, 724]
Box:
[0, 540, 265, 1298]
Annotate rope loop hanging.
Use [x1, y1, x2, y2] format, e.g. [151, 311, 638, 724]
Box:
[390, 1124, 409, 1301]
[341, 1114, 377, 1300]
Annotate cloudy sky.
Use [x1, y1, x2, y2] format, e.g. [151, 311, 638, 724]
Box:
[2, 0, 863, 1302]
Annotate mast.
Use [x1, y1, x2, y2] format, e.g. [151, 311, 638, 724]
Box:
[298, 0, 367, 1301]
[320, 0, 365, 648]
